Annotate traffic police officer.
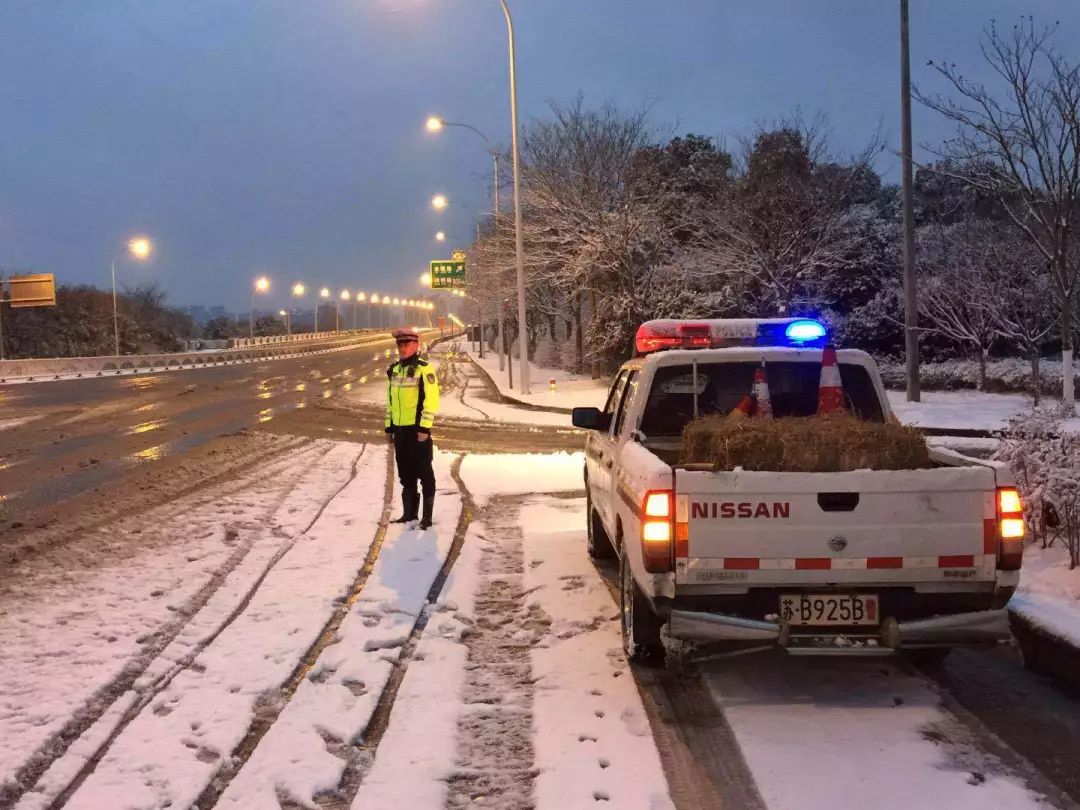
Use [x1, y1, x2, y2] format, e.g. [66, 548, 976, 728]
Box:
[386, 328, 440, 529]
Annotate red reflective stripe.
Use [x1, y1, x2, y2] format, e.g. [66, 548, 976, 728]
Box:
[938, 555, 975, 568]
[867, 557, 903, 569]
[983, 518, 998, 554]
[795, 558, 831, 570]
[724, 558, 760, 570]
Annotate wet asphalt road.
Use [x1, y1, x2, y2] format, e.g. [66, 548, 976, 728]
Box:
[0, 335, 413, 522]
[0, 335, 582, 528]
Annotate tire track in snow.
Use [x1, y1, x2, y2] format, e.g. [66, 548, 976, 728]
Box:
[0, 440, 329, 810]
[444, 495, 539, 810]
[595, 568, 767, 810]
[43, 442, 358, 810]
[311, 453, 476, 810]
[190, 442, 395, 809]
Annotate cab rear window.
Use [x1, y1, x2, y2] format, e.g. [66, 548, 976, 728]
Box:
[639, 361, 884, 437]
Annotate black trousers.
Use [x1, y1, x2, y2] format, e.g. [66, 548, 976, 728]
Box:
[393, 427, 435, 504]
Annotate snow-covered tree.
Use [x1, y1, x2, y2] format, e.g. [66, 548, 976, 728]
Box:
[916, 18, 1080, 414]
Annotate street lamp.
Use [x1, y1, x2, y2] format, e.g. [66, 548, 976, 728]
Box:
[420, 272, 432, 287]
[340, 289, 351, 330]
[110, 236, 153, 356]
[279, 309, 291, 335]
[435, 231, 446, 242]
[356, 291, 367, 329]
[423, 114, 504, 376]
[431, 194, 448, 210]
[289, 283, 305, 335]
[318, 287, 330, 333]
[250, 276, 270, 338]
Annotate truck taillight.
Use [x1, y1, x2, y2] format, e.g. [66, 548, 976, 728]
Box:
[997, 486, 1025, 571]
[641, 489, 674, 573]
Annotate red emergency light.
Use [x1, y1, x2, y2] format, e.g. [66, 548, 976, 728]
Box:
[634, 321, 712, 354]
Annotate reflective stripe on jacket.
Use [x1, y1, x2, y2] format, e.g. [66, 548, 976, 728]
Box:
[386, 357, 440, 430]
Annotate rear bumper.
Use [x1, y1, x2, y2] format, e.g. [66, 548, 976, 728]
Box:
[666, 607, 1010, 653]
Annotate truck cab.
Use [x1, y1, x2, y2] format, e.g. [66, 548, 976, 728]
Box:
[574, 318, 1024, 663]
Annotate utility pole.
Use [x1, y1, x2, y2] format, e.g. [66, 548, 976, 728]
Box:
[900, 0, 920, 401]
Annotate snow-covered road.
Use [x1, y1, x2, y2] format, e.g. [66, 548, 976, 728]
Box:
[3, 432, 1079, 810]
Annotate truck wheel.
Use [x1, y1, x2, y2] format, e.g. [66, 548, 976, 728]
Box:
[587, 494, 615, 559]
[620, 550, 664, 664]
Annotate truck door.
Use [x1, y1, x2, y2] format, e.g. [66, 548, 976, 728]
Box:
[598, 370, 640, 530]
[589, 370, 628, 527]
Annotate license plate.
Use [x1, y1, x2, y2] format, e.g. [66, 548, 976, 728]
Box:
[781, 594, 879, 626]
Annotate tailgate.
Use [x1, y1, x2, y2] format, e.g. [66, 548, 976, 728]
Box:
[674, 466, 998, 586]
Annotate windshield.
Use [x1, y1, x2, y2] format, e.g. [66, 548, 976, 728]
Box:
[639, 361, 884, 437]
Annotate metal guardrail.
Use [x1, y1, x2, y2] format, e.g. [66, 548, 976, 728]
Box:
[0, 329, 407, 383]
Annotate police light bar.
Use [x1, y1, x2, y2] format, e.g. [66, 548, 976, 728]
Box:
[634, 318, 828, 355]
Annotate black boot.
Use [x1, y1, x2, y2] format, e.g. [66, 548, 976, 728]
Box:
[391, 491, 417, 524]
[418, 494, 435, 530]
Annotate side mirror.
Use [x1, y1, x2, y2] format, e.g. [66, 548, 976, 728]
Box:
[572, 406, 609, 431]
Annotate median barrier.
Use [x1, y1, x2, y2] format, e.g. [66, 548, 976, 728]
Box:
[0, 328, 418, 383]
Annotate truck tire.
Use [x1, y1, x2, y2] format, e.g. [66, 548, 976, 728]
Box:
[620, 549, 664, 664]
[587, 493, 615, 559]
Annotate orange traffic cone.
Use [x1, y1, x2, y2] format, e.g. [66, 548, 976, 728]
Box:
[728, 393, 755, 421]
[751, 363, 773, 418]
[817, 344, 845, 414]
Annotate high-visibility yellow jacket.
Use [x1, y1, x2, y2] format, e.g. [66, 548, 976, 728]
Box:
[386, 356, 440, 431]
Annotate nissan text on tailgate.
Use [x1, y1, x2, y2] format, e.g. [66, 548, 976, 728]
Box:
[573, 318, 1024, 664]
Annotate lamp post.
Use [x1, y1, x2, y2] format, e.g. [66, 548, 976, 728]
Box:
[425, 115, 501, 369]
[291, 283, 305, 333]
[495, 0, 529, 393]
[249, 276, 270, 338]
[279, 309, 291, 335]
[318, 287, 330, 333]
[110, 236, 153, 356]
[339, 289, 350, 331]
[356, 291, 367, 329]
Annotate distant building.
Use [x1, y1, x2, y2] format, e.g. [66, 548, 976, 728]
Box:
[184, 305, 211, 325]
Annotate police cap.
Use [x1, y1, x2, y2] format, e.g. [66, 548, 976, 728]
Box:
[392, 328, 420, 344]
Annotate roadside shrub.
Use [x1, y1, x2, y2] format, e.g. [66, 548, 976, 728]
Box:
[994, 413, 1080, 569]
[878, 357, 1078, 398]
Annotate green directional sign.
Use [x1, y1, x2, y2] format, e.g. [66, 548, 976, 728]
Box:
[430, 258, 466, 290]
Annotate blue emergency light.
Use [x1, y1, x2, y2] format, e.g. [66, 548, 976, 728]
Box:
[784, 319, 828, 343]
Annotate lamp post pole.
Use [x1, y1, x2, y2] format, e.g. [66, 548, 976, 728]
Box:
[499, 0, 530, 394]
[111, 258, 121, 356]
[900, 0, 920, 402]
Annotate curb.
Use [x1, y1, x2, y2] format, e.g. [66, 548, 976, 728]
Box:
[463, 354, 575, 415]
[1009, 609, 1080, 691]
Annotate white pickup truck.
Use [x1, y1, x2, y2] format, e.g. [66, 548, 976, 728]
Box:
[573, 318, 1025, 663]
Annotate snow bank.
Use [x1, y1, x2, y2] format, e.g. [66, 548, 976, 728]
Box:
[465, 340, 610, 411]
[460, 452, 585, 506]
[886, 390, 1039, 431]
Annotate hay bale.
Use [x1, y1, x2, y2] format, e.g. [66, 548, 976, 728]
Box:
[681, 412, 931, 472]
